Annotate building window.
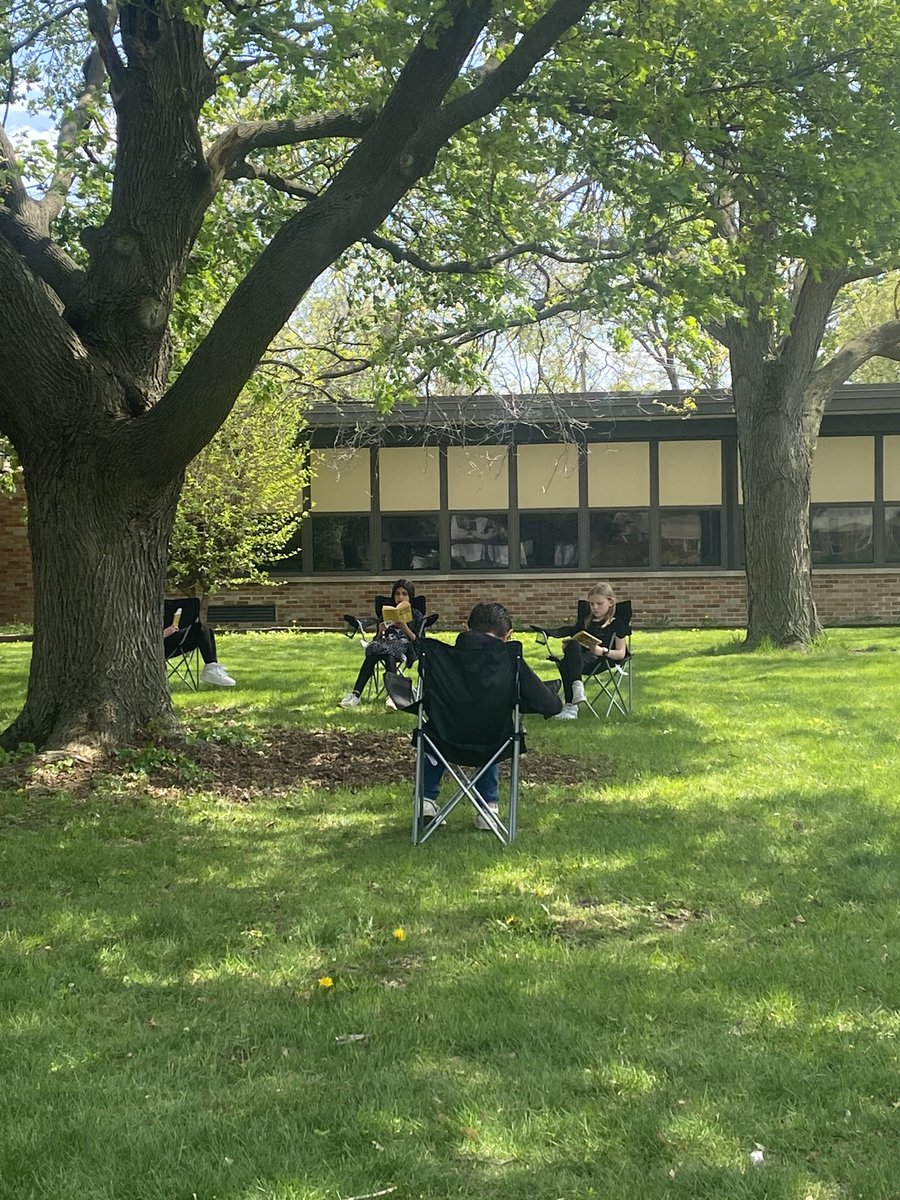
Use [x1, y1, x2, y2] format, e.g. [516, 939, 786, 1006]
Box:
[520, 512, 579, 568]
[381, 515, 440, 571]
[810, 505, 873, 565]
[590, 509, 650, 567]
[450, 513, 509, 569]
[312, 514, 370, 570]
[660, 509, 722, 566]
[886, 507, 900, 564]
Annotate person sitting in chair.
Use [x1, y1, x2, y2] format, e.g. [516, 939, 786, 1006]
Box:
[422, 601, 562, 828]
[340, 578, 421, 708]
[164, 602, 235, 687]
[553, 581, 627, 720]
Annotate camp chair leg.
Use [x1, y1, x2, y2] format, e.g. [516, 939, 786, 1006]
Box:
[413, 739, 517, 845]
[167, 647, 201, 691]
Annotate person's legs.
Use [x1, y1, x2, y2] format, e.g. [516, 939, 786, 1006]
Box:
[558, 640, 585, 702]
[189, 622, 235, 685]
[350, 646, 383, 697]
[473, 761, 500, 829]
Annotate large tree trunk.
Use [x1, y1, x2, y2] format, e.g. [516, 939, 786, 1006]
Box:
[732, 335, 822, 648]
[1, 442, 181, 751]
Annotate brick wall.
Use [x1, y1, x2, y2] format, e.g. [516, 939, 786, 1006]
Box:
[212, 570, 900, 630]
[0, 480, 32, 624]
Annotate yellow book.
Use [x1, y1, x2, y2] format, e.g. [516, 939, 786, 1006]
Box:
[382, 600, 413, 625]
[569, 629, 601, 649]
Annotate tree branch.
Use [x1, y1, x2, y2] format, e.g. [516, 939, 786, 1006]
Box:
[207, 108, 376, 181]
[0, 128, 85, 303]
[0, 234, 94, 442]
[424, 0, 596, 147]
[806, 320, 900, 407]
[364, 231, 598, 274]
[42, 3, 119, 226]
[225, 162, 319, 201]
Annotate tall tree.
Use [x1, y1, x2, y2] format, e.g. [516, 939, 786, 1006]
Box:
[561, 0, 900, 645]
[0, 0, 598, 749]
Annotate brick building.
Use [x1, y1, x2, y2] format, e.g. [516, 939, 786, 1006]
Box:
[3, 383, 900, 630]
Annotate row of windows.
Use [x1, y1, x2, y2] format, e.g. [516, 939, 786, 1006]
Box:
[276, 504, 900, 573]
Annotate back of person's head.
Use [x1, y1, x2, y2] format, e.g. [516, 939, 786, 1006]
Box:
[467, 601, 513, 638]
[391, 578, 416, 601]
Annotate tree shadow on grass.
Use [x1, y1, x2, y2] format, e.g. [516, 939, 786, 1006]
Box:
[2, 775, 900, 1199]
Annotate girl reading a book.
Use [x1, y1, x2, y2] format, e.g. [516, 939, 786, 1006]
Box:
[340, 579, 420, 709]
[553, 581, 627, 720]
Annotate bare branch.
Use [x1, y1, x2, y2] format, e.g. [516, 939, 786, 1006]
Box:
[807, 319, 900, 407]
[842, 262, 898, 285]
[84, 0, 126, 98]
[225, 161, 319, 201]
[364, 231, 598, 274]
[207, 108, 376, 181]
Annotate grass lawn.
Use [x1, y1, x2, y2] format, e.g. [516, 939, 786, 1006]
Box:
[2, 627, 900, 1199]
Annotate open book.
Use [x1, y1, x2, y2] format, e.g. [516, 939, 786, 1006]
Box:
[381, 600, 413, 625]
[567, 629, 602, 649]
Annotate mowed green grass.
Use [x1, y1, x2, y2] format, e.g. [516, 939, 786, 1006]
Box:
[2, 627, 900, 1200]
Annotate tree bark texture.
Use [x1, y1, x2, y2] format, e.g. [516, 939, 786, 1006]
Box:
[731, 331, 822, 648]
[1, 436, 181, 750]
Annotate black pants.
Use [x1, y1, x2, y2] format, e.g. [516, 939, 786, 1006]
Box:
[165, 620, 217, 665]
[352, 641, 411, 695]
[558, 640, 609, 702]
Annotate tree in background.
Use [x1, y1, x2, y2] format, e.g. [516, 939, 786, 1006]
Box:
[0, 0, 597, 749]
[167, 378, 307, 601]
[559, 0, 900, 646]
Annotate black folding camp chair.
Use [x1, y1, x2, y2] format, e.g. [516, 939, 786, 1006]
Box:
[164, 597, 202, 691]
[531, 599, 634, 718]
[390, 638, 525, 845]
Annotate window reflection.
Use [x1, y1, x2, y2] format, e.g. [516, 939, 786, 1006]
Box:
[450, 513, 509, 569]
[520, 513, 578, 569]
[590, 509, 650, 567]
[381, 515, 440, 571]
[886, 506, 900, 564]
[312, 515, 370, 571]
[811, 506, 873, 565]
[660, 509, 721, 566]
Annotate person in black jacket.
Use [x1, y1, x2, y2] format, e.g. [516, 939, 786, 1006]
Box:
[423, 601, 562, 828]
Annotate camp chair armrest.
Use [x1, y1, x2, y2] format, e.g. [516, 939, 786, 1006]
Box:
[343, 614, 378, 639]
[529, 624, 575, 642]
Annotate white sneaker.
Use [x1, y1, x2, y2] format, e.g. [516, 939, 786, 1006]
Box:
[553, 703, 579, 720]
[200, 663, 235, 687]
[422, 799, 445, 826]
[571, 680, 587, 704]
[385, 695, 397, 710]
[340, 692, 361, 708]
[474, 801, 500, 830]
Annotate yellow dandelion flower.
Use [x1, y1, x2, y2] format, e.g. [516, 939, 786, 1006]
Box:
[393, 927, 406, 941]
[318, 975, 334, 989]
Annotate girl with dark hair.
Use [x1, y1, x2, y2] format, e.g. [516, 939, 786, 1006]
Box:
[340, 579, 420, 708]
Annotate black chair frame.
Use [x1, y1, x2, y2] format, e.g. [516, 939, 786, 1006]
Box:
[393, 639, 524, 846]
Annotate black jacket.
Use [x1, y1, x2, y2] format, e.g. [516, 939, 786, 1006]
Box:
[455, 629, 562, 718]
